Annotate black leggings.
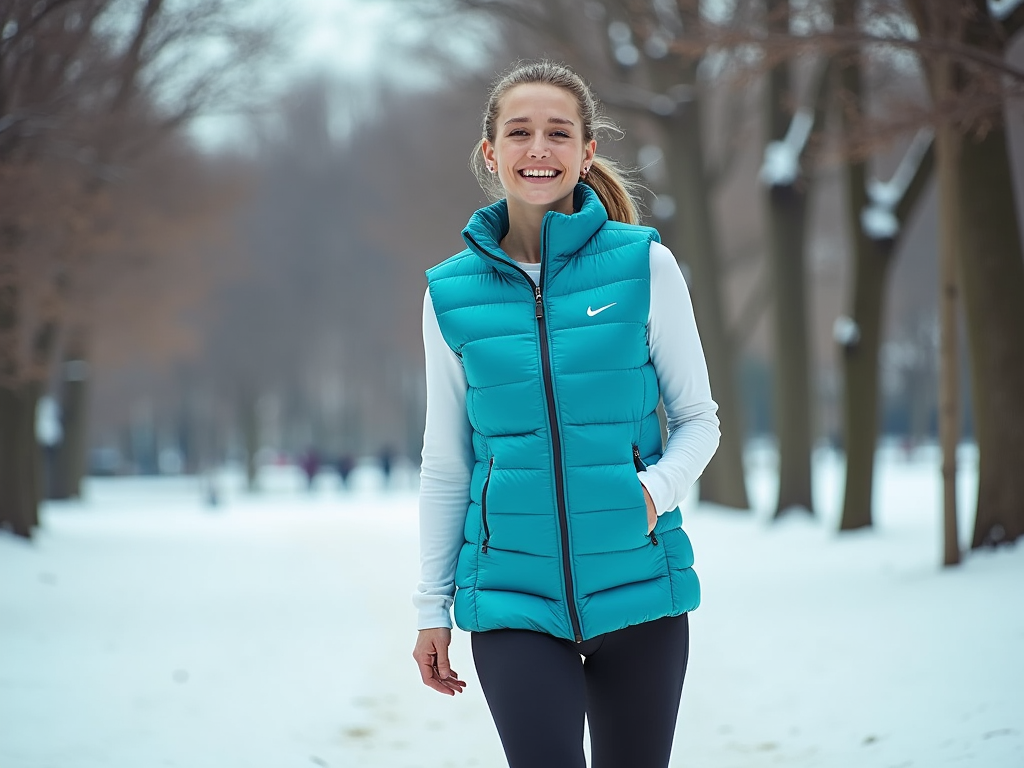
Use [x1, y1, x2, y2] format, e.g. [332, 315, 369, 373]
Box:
[471, 613, 690, 768]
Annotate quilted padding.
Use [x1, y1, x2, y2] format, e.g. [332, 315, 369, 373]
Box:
[427, 184, 699, 641]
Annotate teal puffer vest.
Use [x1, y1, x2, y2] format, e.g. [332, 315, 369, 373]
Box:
[426, 185, 699, 642]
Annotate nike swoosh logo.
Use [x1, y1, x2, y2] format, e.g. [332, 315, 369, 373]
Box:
[587, 302, 617, 317]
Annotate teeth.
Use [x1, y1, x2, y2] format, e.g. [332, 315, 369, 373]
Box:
[521, 169, 558, 177]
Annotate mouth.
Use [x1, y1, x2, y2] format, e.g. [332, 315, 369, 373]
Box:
[518, 168, 562, 181]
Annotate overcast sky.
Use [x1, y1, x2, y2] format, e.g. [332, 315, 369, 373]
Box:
[288, 0, 399, 76]
[188, 0, 492, 150]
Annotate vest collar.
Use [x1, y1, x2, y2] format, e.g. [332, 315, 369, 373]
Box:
[462, 184, 609, 281]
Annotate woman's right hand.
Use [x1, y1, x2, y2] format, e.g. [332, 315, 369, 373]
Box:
[413, 628, 467, 696]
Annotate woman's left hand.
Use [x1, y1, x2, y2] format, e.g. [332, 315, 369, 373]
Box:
[642, 486, 657, 533]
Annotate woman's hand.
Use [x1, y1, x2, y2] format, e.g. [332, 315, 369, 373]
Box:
[642, 486, 657, 534]
[413, 628, 467, 696]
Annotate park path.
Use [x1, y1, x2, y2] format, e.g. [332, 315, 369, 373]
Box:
[1, 459, 1021, 768]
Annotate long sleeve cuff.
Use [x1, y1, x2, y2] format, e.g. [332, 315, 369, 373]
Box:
[412, 594, 454, 630]
[638, 470, 673, 516]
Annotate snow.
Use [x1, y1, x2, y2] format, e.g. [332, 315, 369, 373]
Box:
[861, 129, 933, 241]
[608, 20, 632, 44]
[652, 0, 683, 37]
[614, 44, 641, 68]
[759, 109, 814, 187]
[833, 315, 861, 347]
[644, 33, 671, 60]
[860, 205, 899, 240]
[990, 0, 1024, 21]
[1, 450, 1022, 768]
[35, 396, 62, 447]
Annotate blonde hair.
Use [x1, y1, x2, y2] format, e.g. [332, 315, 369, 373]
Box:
[470, 61, 642, 225]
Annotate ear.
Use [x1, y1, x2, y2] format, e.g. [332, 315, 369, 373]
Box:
[482, 139, 497, 169]
[583, 139, 597, 167]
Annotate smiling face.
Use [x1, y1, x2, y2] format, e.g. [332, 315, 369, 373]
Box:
[481, 83, 597, 217]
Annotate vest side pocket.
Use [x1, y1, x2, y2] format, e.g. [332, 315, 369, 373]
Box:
[481, 456, 495, 553]
[633, 444, 659, 546]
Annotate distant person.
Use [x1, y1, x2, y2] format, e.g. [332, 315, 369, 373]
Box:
[378, 445, 395, 489]
[336, 453, 355, 489]
[299, 448, 320, 491]
[411, 61, 720, 768]
[203, 473, 221, 508]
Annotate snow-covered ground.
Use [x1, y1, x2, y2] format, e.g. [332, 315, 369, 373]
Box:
[1, 448, 1021, 768]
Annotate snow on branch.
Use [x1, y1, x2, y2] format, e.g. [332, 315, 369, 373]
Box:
[759, 108, 814, 187]
[861, 128, 933, 240]
[652, 0, 683, 37]
[833, 316, 861, 348]
[600, 81, 694, 117]
[989, 0, 1024, 21]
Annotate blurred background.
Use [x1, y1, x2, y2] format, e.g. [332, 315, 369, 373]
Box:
[4, 0, 1024, 549]
[3, 1, 1024, 766]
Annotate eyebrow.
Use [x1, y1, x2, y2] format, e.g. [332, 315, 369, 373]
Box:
[504, 117, 576, 126]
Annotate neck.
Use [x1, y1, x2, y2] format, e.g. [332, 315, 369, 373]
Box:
[500, 195, 573, 264]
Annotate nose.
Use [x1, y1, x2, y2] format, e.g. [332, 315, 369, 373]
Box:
[528, 133, 550, 158]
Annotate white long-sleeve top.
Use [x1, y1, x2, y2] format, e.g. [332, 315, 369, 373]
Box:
[414, 240, 721, 630]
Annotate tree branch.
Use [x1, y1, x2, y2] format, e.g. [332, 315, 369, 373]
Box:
[0, 0, 87, 54]
[110, 0, 165, 114]
[894, 133, 935, 231]
[597, 80, 694, 117]
[676, 22, 1024, 84]
[759, 56, 832, 187]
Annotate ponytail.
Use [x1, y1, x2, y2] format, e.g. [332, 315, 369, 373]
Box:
[583, 156, 641, 225]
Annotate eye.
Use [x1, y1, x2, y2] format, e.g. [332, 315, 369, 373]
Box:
[508, 129, 529, 137]
[550, 130, 571, 138]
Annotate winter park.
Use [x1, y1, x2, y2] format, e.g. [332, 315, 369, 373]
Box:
[3, 2, 1024, 768]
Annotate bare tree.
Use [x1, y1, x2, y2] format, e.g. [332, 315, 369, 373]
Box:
[756, 0, 836, 517]
[663, 0, 1024, 545]
[0, 0, 279, 537]
[900, 0, 1024, 549]
[832, 0, 936, 533]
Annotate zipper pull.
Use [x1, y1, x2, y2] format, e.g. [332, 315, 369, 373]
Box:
[633, 445, 647, 472]
[482, 539, 489, 554]
[649, 531, 659, 546]
[534, 286, 544, 319]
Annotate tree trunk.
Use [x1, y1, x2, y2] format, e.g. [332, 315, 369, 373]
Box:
[53, 344, 90, 499]
[957, 128, 1024, 547]
[764, 33, 814, 516]
[766, 182, 814, 515]
[651, 59, 750, 511]
[837, 246, 891, 530]
[0, 385, 36, 538]
[23, 316, 60, 517]
[902, 0, 1018, 548]
[936, 110, 961, 567]
[837, 55, 889, 531]
[25, 381, 43, 528]
[0, 258, 33, 537]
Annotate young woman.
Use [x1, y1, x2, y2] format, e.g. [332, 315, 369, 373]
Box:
[412, 61, 720, 768]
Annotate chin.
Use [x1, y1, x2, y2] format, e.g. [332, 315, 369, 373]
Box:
[515, 186, 576, 210]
